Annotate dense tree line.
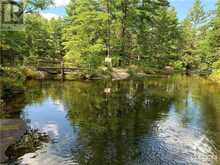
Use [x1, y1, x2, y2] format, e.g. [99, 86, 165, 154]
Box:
[63, 0, 181, 68]
[0, 0, 220, 73]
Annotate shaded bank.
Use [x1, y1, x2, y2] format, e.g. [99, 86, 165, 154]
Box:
[209, 70, 220, 84]
[1, 65, 218, 83]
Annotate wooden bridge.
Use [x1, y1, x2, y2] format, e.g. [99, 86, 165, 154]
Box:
[37, 67, 81, 74]
[27, 58, 89, 78]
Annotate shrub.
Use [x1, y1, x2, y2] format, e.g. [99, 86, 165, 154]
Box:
[209, 69, 220, 84]
[172, 61, 185, 71]
[22, 67, 45, 80]
[212, 60, 220, 70]
[0, 66, 25, 81]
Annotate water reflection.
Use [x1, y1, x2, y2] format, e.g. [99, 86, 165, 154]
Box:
[1, 75, 220, 164]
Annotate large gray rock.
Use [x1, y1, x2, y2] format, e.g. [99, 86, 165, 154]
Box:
[0, 119, 26, 163]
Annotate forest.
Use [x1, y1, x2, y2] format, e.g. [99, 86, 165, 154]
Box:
[0, 0, 220, 86]
[0, 0, 219, 82]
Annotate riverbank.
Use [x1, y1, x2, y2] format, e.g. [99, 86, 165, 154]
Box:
[1, 65, 220, 82]
[2, 65, 219, 111]
[0, 65, 175, 109]
[209, 70, 220, 84]
[0, 65, 173, 81]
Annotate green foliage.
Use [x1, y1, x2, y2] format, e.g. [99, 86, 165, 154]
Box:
[179, 0, 220, 73]
[206, 0, 220, 64]
[48, 18, 65, 58]
[24, 14, 51, 58]
[22, 0, 54, 13]
[180, 0, 207, 70]
[0, 66, 48, 81]
[63, 0, 107, 67]
[0, 0, 58, 66]
[63, 0, 181, 68]
[213, 60, 220, 70]
[209, 70, 220, 83]
[22, 67, 48, 80]
[0, 67, 25, 81]
[83, 55, 104, 71]
[173, 61, 185, 71]
[1, 0, 220, 80]
[187, 0, 207, 28]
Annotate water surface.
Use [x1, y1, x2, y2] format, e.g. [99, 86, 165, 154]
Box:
[1, 75, 220, 165]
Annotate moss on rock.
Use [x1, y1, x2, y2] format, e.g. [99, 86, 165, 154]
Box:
[5, 130, 49, 160]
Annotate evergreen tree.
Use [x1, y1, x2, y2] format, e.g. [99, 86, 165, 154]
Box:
[208, 0, 220, 65]
[187, 0, 207, 28]
[24, 14, 50, 58]
[63, 0, 108, 67]
[181, 0, 208, 70]
[48, 18, 65, 59]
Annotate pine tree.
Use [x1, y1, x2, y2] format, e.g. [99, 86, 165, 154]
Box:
[181, 0, 208, 70]
[187, 0, 207, 28]
[63, 0, 108, 67]
[208, 0, 220, 65]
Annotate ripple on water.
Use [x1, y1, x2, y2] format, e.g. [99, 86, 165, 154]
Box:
[136, 116, 218, 165]
[16, 145, 79, 165]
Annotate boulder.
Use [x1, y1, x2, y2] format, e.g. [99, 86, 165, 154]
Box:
[112, 68, 130, 80]
[164, 66, 174, 74]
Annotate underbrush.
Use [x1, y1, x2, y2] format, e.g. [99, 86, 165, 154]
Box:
[127, 64, 174, 77]
[0, 66, 25, 81]
[22, 67, 48, 80]
[0, 66, 48, 80]
[209, 70, 220, 84]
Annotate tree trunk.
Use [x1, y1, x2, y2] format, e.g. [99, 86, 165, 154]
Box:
[61, 59, 64, 80]
[119, 0, 128, 66]
[107, 0, 111, 58]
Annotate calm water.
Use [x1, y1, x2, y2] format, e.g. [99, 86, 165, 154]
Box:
[1, 75, 220, 165]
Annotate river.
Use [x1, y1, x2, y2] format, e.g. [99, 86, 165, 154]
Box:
[1, 75, 220, 165]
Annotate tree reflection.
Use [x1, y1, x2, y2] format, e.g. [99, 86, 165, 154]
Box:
[1, 76, 220, 164]
[64, 80, 172, 164]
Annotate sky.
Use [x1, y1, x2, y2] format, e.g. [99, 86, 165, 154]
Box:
[41, 0, 217, 20]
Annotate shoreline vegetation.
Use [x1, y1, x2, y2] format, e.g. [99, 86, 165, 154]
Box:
[1, 64, 220, 81]
[0, 65, 219, 103]
[0, 65, 215, 82]
[1, 65, 219, 118]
